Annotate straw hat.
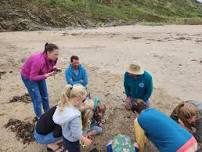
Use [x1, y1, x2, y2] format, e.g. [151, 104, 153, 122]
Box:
[128, 64, 144, 75]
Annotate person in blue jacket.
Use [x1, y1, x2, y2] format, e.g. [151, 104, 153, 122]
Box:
[124, 64, 153, 110]
[132, 99, 198, 152]
[65, 55, 88, 87]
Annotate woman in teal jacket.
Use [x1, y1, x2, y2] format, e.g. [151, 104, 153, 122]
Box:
[124, 64, 153, 110]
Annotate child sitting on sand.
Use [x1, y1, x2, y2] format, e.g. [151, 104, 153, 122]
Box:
[83, 97, 106, 138]
[53, 84, 92, 152]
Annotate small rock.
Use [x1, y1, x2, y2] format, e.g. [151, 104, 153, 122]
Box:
[176, 37, 188, 40]
[195, 40, 202, 43]
[24, 131, 30, 137]
[21, 58, 26, 63]
[131, 36, 142, 40]
[71, 33, 80, 36]
[0, 71, 6, 79]
[62, 32, 69, 36]
[0, 113, 5, 117]
[104, 92, 110, 97]
[10, 125, 15, 130]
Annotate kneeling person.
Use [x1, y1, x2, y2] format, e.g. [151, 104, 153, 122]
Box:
[34, 106, 62, 151]
[170, 100, 202, 150]
[132, 99, 198, 152]
[124, 64, 153, 110]
[83, 97, 106, 137]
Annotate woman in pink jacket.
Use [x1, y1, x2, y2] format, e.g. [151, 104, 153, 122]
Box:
[21, 43, 59, 119]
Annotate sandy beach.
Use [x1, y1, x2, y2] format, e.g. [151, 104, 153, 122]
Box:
[0, 25, 202, 152]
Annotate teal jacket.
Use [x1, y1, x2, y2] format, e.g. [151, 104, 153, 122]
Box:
[65, 64, 88, 87]
[124, 71, 153, 102]
[138, 108, 193, 152]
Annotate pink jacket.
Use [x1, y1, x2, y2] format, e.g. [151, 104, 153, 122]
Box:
[21, 52, 57, 81]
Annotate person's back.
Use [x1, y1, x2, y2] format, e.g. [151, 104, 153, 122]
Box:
[21, 52, 43, 77]
[138, 108, 193, 152]
[36, 106, 62, 137]
[53, 105, 81, 142]
[21, 51, 57, 81]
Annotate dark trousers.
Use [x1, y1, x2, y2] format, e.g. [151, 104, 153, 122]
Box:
[63, 137, 80, 152]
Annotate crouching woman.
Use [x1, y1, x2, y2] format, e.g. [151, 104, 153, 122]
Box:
[132, 99, 198, 152]
[34, 106, 62, 151]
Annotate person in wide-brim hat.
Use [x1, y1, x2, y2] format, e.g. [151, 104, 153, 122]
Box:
[128, 64, 144, 75]
[124, 63, 153, 110]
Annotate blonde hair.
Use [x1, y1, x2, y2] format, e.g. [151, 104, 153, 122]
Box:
[58, 84, 87, 111]
[84, 99, 94, 109]
[82, 110, 93, 129]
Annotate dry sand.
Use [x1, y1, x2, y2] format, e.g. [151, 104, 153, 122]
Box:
[0, 25, 202, 152]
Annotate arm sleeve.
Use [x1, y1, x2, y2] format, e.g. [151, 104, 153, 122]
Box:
[53, 125, 62, 138]
[143, 76, 153, 102]
[65, 68, 74, 85]
[124, 73, 131, 97]
[70, 116, 82, 140]
[30, 61, 46, 81]
[134, 119, 147, 152]
[81, 68, 88, 87]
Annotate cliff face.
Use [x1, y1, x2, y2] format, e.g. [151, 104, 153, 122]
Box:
[0, 0, 75, 31]
[1, 0, 202, 32]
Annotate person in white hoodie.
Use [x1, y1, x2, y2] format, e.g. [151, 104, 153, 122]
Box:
[53, 84, 92, 152]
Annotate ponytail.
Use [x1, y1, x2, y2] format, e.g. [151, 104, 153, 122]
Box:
[44, 42, 58, 53]
[58, 85, 73, 111]
[82, 110, 93, 129]
[58, 84, 87, 111]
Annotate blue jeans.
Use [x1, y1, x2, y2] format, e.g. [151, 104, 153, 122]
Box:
[34, 130, 61, 144]
[21, 74, 49, 118]
[90, 121, 103, 135]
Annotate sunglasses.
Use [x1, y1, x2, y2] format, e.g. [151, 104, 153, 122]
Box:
[82, 96, 88, 103]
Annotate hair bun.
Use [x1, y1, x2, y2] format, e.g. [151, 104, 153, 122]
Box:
[45, 43, 49, 47]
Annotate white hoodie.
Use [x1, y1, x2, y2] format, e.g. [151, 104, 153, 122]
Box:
[53, 105, 82, 142]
